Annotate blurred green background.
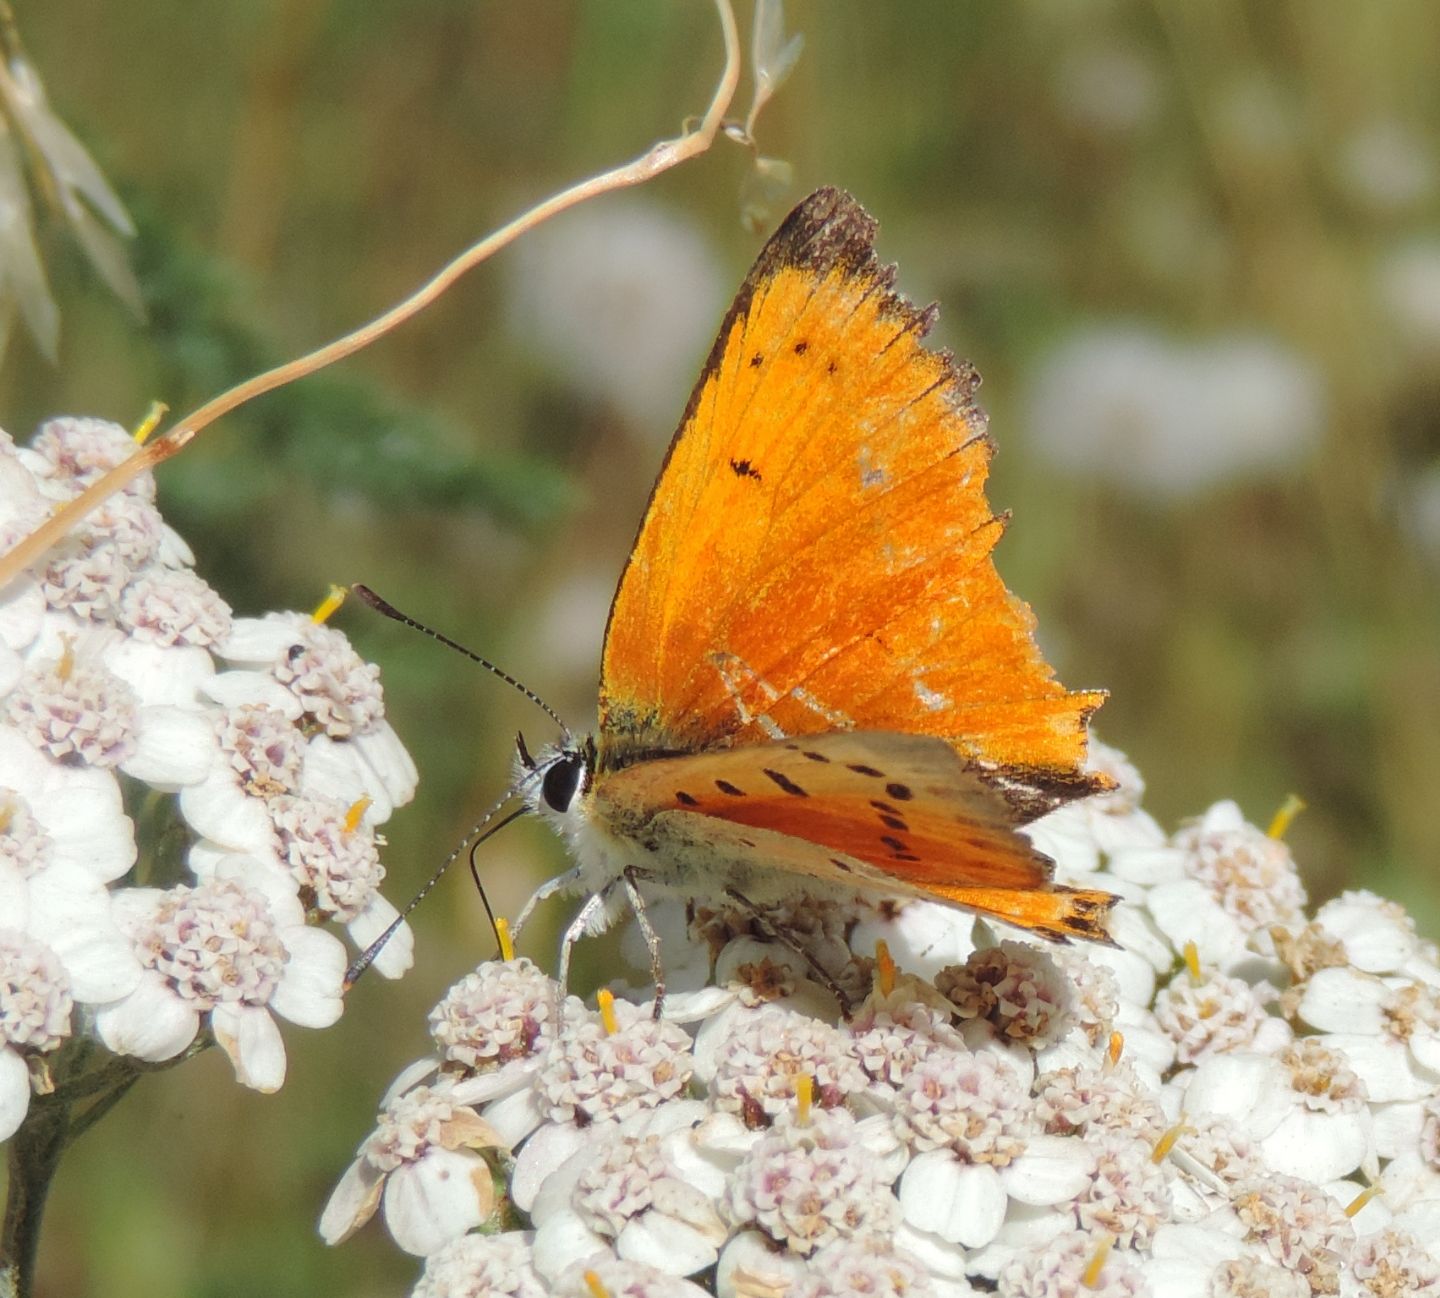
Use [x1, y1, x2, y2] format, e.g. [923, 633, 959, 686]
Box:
[5, 2, 1440, 1293]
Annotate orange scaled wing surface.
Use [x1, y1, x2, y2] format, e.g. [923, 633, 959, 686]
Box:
[593, 731, 1116, 943]
[598, 187, 1104, 817]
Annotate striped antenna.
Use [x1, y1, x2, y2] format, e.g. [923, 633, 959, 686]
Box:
[351, 584, 569, 737]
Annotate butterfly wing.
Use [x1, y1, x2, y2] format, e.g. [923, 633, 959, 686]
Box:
[597, 187, 1104, 817]
[592, 730, 1115, 942]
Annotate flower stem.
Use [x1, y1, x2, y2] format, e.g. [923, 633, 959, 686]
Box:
[0, 1095, 70, 1298]
[0, 1058, 148, 1297]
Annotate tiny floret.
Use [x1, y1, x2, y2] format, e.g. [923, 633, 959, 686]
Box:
[726, 1107, 900, 1255]
[536, 997, 694, 1126]
[429, 959, 559, 1073]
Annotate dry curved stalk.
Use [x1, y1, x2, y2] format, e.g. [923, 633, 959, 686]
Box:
[0, 0, 745, 593]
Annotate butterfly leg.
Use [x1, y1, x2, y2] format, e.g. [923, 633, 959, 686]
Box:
[511, 866, 585, 941]
[557, 882, 614, 998]
[622, 866, 666, 1020]
[723, 886, 856, 1018]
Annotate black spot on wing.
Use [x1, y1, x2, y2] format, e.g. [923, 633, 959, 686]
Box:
[885, 782, 914, 801]
[749, 352, 765, 368]
[675, 791, 698, 807]
[848, 764, 885, 778]
[716, 779, 746, 797]
[802, 750, 831, 763]
[729, 458, 763, 482]
[829, 857, 854, 874]
[878, 813, 909, 832]
[761, 768, 808, 797]
[879, 834, 908, 852]
[793, 339, 809, 355]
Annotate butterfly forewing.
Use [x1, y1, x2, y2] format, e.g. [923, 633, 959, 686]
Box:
[597, 187, 1104, 809]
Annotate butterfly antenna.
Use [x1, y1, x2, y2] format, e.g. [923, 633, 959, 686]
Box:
[352, 584, 570, 738]
[343, 788, 532, 989]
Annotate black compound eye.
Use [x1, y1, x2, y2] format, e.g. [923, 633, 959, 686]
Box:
[541, 754, 584, 813]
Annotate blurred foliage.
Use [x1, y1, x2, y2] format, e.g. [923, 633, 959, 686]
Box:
[3, 2, 1440, 1295]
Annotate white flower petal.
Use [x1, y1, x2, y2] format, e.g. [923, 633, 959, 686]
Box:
[1324, 1177, 1390, 1234]
[715, 1230, 809, 1298]
[480, 1082, 547, 1150]
[302, 734, 393, 823]
[201, 668, 302, 715]
[0, 862, 28, 927]
[212, 1002, 287, 1092]
[1002, 1134, 1097, 1205]
[214, 619, 291, 662]
[1373, 1100, 1425, 1160]
[1410, 1031, 1440, 1075]
[1183, 1053, 1292, 1138]
[318, 1156, 385, 1245]
[269, 926, 346, 1028]
[1108, 846, 1188, 886]
[346, 894, 413, 980]
[177, 770, 277, 855]
[1259, 1107, 1369, 1182]
[891, 1221, 973, 1280]
[94, 970, 200, 1061]
[29, 778, 134, 883]
[1322, 1032, 1434, 1103]
[899, 1150, 1006, 1247]
[532, 1208, 608, 1281]
[383, 1148, 489, 1256]
[350, 721, 419, 810]
[0, 582, 44, 653]
[1146, 880, 1249, 969]
[27, 888, 141, 1003]
[849, 899, 976, 980]
[1295, 967, 1387, 1033]
[0, 1045, 31, 1141]
[616, 1214, 718, 1276]
[1315, 892, 1418, 973]
[510, 1119, 589, 1213]
[120, 705, 217, 786]
[103, 640, 214, 709]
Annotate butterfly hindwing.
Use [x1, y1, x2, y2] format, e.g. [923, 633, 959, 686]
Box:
[596, 187, 1104, 816]
[591, 729, 1116, 943]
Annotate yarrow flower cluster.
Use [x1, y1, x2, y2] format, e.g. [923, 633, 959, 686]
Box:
[0, 415, 417, 1139]
[327, 735, 1440, 1297]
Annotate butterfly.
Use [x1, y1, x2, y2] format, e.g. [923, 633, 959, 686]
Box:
[511, 187, 1117, 996]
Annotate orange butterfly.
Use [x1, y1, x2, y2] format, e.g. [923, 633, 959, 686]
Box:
[512, 187, 1116, 993]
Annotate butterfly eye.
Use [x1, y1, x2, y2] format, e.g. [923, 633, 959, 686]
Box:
[541, 753, 585, 813]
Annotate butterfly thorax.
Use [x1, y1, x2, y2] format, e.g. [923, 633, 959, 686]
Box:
[593, 700, 696, 775]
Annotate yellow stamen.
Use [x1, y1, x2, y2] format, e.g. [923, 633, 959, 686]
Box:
[597, 988, 619, 1036]
[495, 915, 515, 963]
[1107, 1030, 1124, 1066]
[1081, 1234, 1114, 1288]
[875, 939, 896, 996]
[1267, 794, 1307, 840]
[131, 401, 168, 445]
[794, 1073, 813, 1126]
[342, 796, 372, 833]
[1183, 940, 1202, 983]
[1345, 1183, 1382, 1217]
[311, 584, 348, 624]
[582, 1272, 610, 1298]
[1151, 1120, 1192, 1164]
[56, 636, 75, 683]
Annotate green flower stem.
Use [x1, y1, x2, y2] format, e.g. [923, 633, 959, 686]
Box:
[1, 1090, 70, 1298]
[0, 1037, 212, 1296]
